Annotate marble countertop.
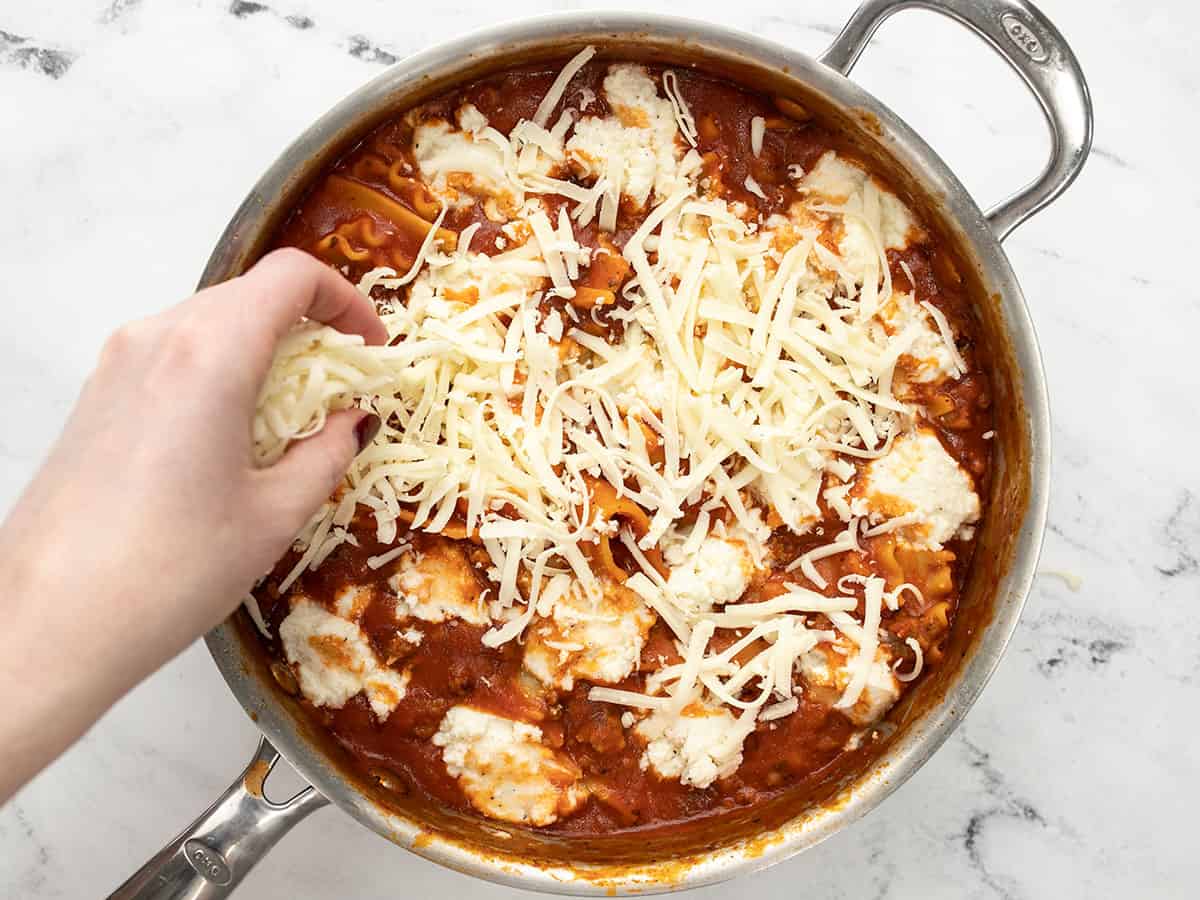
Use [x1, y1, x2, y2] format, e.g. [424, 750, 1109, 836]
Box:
[1, 1, 1195, 897]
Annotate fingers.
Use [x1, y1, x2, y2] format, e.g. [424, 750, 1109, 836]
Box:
[241, 248, 389, 346]
[254, 409, 380, 535]
[191, 247, 389, 408]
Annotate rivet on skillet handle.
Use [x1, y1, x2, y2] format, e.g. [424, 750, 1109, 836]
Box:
[107, 738, 328, 900]
[819, 0, 1094, 241]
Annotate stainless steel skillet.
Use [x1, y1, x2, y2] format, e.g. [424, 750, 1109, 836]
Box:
[111, 1, 1091, 895]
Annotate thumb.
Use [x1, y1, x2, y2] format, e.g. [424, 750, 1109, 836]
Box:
[258, 409, 380, 534]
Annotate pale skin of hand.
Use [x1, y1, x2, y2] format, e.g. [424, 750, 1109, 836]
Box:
[0, 249, 386, 803]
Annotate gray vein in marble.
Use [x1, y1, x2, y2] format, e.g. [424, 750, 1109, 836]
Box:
[965, 104, 1002, 136]
[1046, 520, 1107, 559]
[1, 805, 48, 895]
[1090, 145, 1132, 170]
[346, 34, 399, 66]
[1018, 607, 1130, 678]
[1155, 489, 1198, 579]
[864, 843, 898, 900]
[955, 736, 1051, 900]
[229, 0, 269, 17]
[225, 2, 399, 64]
[1037, 634, 1128, 677]
[227, 0, 310, 30]
[0, 28, 76, 79]
[99, 0, 142, 25]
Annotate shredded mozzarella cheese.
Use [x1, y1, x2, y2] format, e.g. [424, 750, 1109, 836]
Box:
[253, 55, 958, 752]
[750, 116, 765, 157]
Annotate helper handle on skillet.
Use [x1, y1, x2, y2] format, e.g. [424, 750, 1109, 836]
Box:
[819, 0, 1093, 241]
[108, 737, 327, 900]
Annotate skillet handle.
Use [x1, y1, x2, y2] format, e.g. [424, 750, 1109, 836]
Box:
[107, 738, 328, 900]
[819, 0, 1093, 241]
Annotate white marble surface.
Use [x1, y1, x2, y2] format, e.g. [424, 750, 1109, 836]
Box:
[1, 1, 1196, 897]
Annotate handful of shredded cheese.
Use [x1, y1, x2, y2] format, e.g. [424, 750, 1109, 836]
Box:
[252, 325, 391, 466]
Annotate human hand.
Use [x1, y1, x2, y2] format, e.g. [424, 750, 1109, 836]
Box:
[0, 248, 384, 800]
